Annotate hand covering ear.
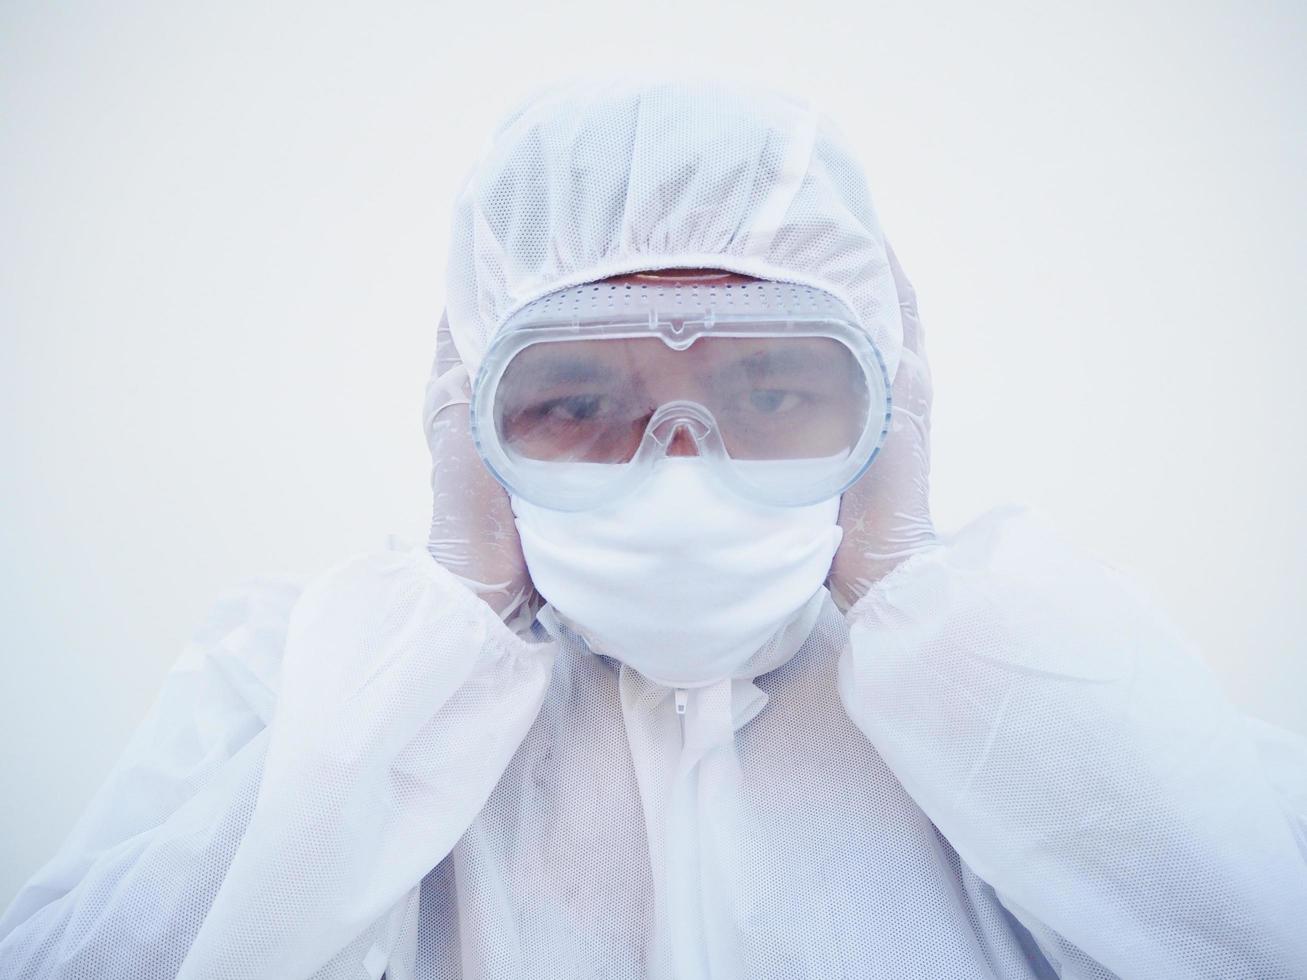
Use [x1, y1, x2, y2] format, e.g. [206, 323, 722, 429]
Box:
[828, 242, 937, 611]
[424, 311, 537, 626]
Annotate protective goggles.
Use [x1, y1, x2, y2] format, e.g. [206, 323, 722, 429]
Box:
[470, 271, 891, 511]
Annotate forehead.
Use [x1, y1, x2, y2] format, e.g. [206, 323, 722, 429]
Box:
[599, 268, 761, 287]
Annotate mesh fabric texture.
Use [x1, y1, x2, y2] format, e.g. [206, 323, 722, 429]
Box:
[2, 508, 1306, 977]
[443, 77, 904, 382]
[4, 76, 1307, 978]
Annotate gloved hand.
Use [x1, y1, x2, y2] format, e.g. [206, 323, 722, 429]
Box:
[828, 242, 938, 612]
[424, 310, 538, 627]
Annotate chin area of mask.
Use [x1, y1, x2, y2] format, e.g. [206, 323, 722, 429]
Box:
[510, 457, 843, 689]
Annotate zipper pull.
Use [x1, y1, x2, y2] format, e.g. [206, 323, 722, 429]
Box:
[674, 688, 688, 715]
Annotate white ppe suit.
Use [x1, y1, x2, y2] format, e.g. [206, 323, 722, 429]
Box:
[2, 77, 1306, 980]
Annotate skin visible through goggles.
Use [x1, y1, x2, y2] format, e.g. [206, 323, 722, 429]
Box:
[494, 269, 870, 464]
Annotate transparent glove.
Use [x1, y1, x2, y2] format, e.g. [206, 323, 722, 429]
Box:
[828, 242, 937, 613]
[424, 310, 539, 629]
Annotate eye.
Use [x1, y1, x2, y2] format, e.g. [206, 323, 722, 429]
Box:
[746, 389, 805, 414]
[539, 394, 608, 422]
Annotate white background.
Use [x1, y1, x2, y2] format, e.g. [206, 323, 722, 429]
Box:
[2, 0, 1304, 908]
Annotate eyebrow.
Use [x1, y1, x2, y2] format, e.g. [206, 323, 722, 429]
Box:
[522, 356, 619, 386]
[517, 345, 846, 387]
[726, 348, 839, 376]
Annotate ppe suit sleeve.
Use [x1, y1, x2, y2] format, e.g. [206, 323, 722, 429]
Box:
[0, 547, 556, 980]
[0, 574, 296, 977]
[837, 505, 1307, 978]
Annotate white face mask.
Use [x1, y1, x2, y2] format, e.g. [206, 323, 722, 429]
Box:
[510, 457, 843, 688]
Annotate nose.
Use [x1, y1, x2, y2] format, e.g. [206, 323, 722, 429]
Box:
[665, 422, 701, 457]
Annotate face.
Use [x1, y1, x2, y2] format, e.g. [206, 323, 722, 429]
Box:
[494, 269, 870, 464]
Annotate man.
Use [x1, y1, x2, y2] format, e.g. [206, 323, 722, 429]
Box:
[3, 76, 1305, 979]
